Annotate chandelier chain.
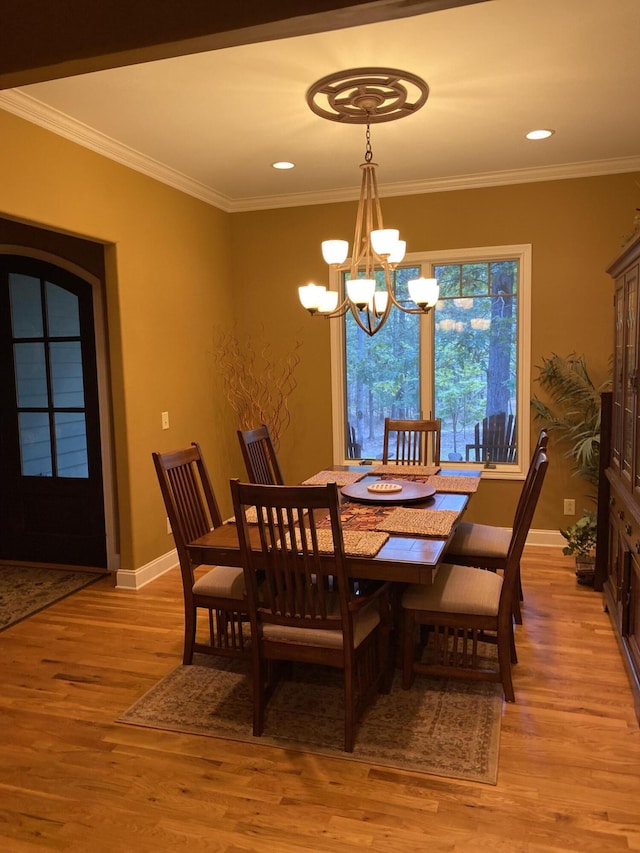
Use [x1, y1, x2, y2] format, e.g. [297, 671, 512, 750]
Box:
[364, 122, 373, 163]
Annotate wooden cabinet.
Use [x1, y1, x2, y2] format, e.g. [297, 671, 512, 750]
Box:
[602, 231, 640, 724]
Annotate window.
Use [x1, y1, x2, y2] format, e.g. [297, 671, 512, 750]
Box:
[9, 272, 89, 478]
[330, 245, 531, 478]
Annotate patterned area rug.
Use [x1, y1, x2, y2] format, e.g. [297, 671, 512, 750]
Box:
[0, 565, 102, 631]
[118, 654, 503, 784]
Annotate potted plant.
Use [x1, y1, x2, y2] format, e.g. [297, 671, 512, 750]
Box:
[560, 510, 598, 585]
[531, 353, 611, 585]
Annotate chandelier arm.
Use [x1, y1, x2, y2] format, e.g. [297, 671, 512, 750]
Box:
[370, 164, 385, 231]
[385, 283, 434, 314]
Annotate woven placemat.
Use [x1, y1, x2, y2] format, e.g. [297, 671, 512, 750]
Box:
[428, 475, 481, 493]
[370, 464, 441, 476]
[376, 508, 460, 537]
[281, 529, 390, 557]
[302, 470, 365, 486]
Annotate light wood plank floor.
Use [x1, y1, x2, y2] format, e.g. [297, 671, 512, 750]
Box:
[1, 548, 639, 852]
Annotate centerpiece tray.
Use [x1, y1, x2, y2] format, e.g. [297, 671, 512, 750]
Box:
[341, 479, 436, 505]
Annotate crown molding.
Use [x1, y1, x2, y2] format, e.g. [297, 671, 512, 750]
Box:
[2, 89, 640, 215]
[0, 90, 233, 211]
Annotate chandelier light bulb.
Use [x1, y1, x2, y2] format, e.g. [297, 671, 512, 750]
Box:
[388, 240, 406, 265]
[322, 239, 349, 265]
[346, 277, 376, 309]
[370, 228, 400, 256]
[318, 290, 340, 313]
[298, 283, 326, 311]
[370, 291, 388, 316]
[407, 277, 439, 309]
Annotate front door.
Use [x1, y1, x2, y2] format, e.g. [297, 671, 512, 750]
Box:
[0, 255, 107, 567]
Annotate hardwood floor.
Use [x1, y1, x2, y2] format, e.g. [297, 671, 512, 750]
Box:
[1, 547, 639, 852]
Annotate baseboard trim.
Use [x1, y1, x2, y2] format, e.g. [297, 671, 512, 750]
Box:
[115, 528, 566, 590]
[115, 549, 178, 590]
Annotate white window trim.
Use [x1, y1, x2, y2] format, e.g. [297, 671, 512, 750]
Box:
[329, 244, 532, 480]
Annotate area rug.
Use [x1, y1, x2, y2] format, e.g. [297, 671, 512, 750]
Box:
[118, 655, 503, 784]
[0, 565, 102, 631]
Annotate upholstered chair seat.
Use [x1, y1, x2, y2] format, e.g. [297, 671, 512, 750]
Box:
[193, 565, 246, 599]
[446, 522, 511, 561]
[402, 563, 503, 617]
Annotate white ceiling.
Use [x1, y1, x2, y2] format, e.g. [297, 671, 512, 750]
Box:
[1, 0, 639, 213]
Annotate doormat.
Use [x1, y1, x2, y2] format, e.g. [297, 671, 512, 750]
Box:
[0, 565, 102, 631]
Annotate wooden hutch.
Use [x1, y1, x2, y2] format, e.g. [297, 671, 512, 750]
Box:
[600, 230, 640, 723]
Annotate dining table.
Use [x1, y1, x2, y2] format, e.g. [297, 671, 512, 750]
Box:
[186, 463, 482, 586]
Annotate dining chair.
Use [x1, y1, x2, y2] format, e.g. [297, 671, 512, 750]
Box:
[444, 429, 549, 624]
[237, 424, 284, 485]
[401, 449, 548, 702]
[230, 478, 392, 753]
[382, 417, 442, 466]
[152, 443, 248, 664]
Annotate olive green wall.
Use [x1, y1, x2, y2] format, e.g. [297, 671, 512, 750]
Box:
[1, 105, 637, 573]
[230, 174, 639, 532]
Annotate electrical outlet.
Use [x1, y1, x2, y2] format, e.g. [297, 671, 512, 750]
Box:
[166, 517, 172, 534]
[161, 411, 169, 430]
[563, 498, 575, 516]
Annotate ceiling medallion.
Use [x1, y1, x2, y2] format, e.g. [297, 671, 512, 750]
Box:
[306, 67, 429, 124]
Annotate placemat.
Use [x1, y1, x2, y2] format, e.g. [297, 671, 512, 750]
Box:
[428, 475, 481, 493]
[376, 508, 460, 537]
[281, 528, 390, 557]
[370, 463, 441, 476]
[302, 470, 365, 486]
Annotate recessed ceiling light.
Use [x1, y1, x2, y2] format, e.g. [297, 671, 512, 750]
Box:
[525, 129, 555, 140]
[272, 161, 295, 170]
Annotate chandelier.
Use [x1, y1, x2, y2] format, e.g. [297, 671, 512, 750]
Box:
[298, 68, 439, 337]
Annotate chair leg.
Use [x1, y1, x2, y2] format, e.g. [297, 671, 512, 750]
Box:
[497, 630, 515, 702]
[512, 591, 523, 625]
[183, 604, 196, 665]
[402, 609, 416, 690]
[343, 667, 355, 753]
[252, 647, 266, 737]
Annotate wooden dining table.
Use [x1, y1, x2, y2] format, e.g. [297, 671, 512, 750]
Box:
[186, 464, 481, 586]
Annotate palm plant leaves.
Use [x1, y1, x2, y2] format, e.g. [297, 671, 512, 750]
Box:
[531, 353, 610, 490]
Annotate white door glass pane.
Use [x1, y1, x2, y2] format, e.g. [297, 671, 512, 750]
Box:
[55, 412, 88, 478]
[46, 281, 80, 337]
[9, 273, 43, 337]
[344, 266, 421, 460]
[19, 411, 53, 477]
[14, 342, 49, 407]
[50, 341, 85, 407]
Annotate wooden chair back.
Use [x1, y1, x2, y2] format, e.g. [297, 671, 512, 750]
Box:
[230, 479, 390, 751]
[232, 481, 352, 641]
[500, 449, 549, 621]
[513, 429, 549, 532]
[237, 424, 284, 485]
[153, 443, 222, 589]
[465, 411, 517, 463]
[152, 443, 247, 661]
[382, 417, 442, 466]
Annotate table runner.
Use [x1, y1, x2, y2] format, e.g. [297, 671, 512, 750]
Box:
[317, 501, 460, 538]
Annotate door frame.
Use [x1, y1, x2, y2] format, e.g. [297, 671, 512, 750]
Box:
[1, 243, 119, 571]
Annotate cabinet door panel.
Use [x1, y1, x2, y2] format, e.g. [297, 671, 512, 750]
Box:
[623, 265, 638, 486]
